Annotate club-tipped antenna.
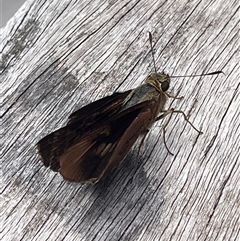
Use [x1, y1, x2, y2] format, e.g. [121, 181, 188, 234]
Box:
[170, 70, 224, 78]
[149, 32, 157, 73]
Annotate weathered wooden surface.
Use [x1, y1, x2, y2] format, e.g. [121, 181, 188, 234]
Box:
[1, 0, 239, 240]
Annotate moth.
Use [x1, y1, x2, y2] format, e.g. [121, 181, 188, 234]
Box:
[37, 32, 222, 183]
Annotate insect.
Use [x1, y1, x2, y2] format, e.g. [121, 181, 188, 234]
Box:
[37, 32, 222, 183]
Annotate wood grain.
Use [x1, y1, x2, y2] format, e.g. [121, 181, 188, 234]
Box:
[1, 0, 239, 240]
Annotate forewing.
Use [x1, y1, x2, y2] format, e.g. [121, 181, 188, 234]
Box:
[37, 90, 131, 170]
[67, 90, 132, 125]
[58, 100, 157, 182]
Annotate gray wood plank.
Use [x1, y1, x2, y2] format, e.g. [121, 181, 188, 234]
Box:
[1, 0, 239, 240]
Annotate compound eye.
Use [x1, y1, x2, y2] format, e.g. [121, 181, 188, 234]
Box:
[161, 81, 169, 91]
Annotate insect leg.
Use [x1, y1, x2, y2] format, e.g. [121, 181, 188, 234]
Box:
[166, 93, 184, 100]
[161, 109, 175, 155]
[170, 109, 203, 134]
[155, 108, 203, 155]
[154, 109, 175, 155]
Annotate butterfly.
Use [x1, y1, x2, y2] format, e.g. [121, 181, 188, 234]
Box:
[37, 32, 222, 183]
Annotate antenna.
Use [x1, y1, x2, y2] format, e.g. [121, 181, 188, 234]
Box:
[148, 32, 223, 78]
[170, 71, 224, 78]
[149, 32, 157, 73]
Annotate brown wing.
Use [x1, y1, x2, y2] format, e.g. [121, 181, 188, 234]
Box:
[58, 100, 157, 182]
[67, 90, 132, 125]
[37, 90, 132, 171]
